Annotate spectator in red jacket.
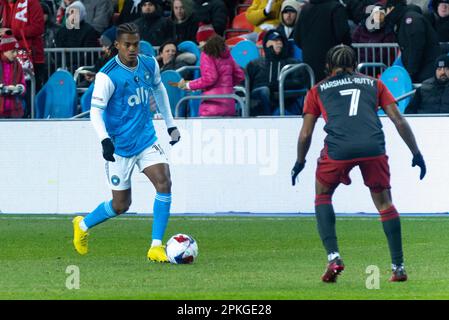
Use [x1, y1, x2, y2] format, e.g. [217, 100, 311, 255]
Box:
[0, 34, 26, 118]
[0, 0, 45, 116]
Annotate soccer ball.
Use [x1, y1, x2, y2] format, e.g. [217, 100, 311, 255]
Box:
[166, 234, 198, 264]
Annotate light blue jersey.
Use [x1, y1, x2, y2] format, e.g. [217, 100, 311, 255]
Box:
[91, 54, 161, 157]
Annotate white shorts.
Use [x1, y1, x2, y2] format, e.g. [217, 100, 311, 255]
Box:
[105, 141, 169, 191]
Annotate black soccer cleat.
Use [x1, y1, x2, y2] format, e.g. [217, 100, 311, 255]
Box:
[321, 258, 345, 283]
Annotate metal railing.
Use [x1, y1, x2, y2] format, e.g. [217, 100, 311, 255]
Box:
[352, 43, 400, 68]
[175, 94, 248, 117]
[45, 47, 103, 78]
[23, 68, 36, 119]
[279, 63, 315, 115]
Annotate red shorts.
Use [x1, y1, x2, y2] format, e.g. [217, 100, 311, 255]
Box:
[316, 151, 391, 193]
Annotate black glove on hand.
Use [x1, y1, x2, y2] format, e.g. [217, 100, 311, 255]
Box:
[168, 127, 181, 146]
[412, 152, 426, 180]
[291, 161, 306, 186]
[101, 138, 115, 162]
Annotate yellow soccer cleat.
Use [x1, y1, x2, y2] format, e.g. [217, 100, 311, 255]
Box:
[147, 245, 169, 263]
[72, 216, 89, 255]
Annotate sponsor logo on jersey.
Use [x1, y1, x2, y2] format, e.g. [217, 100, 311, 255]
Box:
[128, 87, 150, 107]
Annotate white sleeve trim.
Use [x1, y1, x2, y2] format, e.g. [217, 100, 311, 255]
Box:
[153, 81, 175, 129]
[91, 72, 115, 108]
[90, 106, 110, 141]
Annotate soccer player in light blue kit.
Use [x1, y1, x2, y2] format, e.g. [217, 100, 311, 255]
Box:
[72, 23, 180, 262]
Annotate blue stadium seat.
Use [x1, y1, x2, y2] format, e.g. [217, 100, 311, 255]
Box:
[380, 66, 413, 113]
[80, 83, 94, 114]
[177, 41, 201, 116]
[35, 69, 77, 118]
[140, 40, 155, 57]
[289, 40, 303, 61]
[160, 70, 186, 116]
[392, 55, 403, 67]
[230, 40, 260, 68]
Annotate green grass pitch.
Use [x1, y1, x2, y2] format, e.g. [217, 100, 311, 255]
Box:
[1, 214, 448, 300]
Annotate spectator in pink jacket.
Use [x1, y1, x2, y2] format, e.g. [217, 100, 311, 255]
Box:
[178, 35, 245, 117]
[0, 34, 26, 118]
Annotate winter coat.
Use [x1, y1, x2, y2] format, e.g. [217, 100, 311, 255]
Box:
[0, 56, 25, 118]
[0, 0, 45, 64]
[193, 0, 228, 36]
[247, 29, 309, 93]
[385, 4, 441, 83]
[188, 49, 245, 116]
[170, 0, 198, 44]
[246, 0, 283, 33]
[83, 0, 114, 33]
[405, 77, 449, 114]
[293, 0, 351, 82]
[352, 24, 396, 64]
[116, 0, 142, 25]
[55, 21, 100, 48]
[275, 0, 302, 41]
[133, 6, 174, 46]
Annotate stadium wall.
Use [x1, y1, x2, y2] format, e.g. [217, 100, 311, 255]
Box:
[0, 117, 447, 214]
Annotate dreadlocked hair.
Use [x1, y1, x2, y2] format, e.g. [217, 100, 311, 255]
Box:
[116, 23, 139, 39]
[325, 44, 358, 75]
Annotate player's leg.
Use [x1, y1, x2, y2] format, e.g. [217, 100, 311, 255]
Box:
[316, 179, 345, 282]
[370, 189, 407, 282]
[314, 153, 355, 282]
[143, 163, 172, 262]
[72, 155, 134, 255]
[360, 155, 407, 282]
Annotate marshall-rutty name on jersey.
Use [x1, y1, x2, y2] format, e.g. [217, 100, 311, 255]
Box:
[320, 77, 375, 91]
[128, 87, 151, 107]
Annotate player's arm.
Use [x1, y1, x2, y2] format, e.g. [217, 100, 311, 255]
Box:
[151, 58, 180, 145]
[291, 90, 320, 186]
[90, 72, 116, 162]
[383, 97, 426, 180]
[296, 113, 318, 164]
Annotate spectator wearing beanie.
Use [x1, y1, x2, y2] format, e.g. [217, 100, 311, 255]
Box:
[196, 23, 217, 47]
[0, 0, 45, 96]
[132, 0, 174, 46]
[0, 35, 26, 118]
[79, 26, 118, 88]
[405, 55, 449, 114]
[169, 0, 199, 44]
[425, 0, 449, 44]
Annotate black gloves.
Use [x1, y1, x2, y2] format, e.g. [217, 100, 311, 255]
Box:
[291, 161, 306, 186]
[101, 138, 115, 162]
[168, 127, 181, 146]
[412, 152, 426, 180]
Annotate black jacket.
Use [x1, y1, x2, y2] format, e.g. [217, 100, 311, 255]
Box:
[385, 5, 441, 83]
[171, 14, 199, 44]
[425, 12, 449, 43]
[193, 0, 228, 36]
[133, 13, 174, 46]
[293, 0, 351, 82]
[405, 77, 449, 114]
[247, 30, 309, 92]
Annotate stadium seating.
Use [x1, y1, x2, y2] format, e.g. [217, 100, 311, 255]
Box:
[140, 40, 156, 57]
[380, 65, 413, 113]
[160, 70, 186, 116]
[177, 40, 201, 71]
[80, 83, 94, 114]
[35, 69, 77, 118]
[230, 40, 260, 68]
[224, 12, 254, 39]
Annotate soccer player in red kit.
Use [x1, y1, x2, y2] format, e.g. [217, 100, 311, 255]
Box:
[291, 45, 426, 283]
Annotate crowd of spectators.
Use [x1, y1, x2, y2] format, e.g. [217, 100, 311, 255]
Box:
[0, 0, 448, 118]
